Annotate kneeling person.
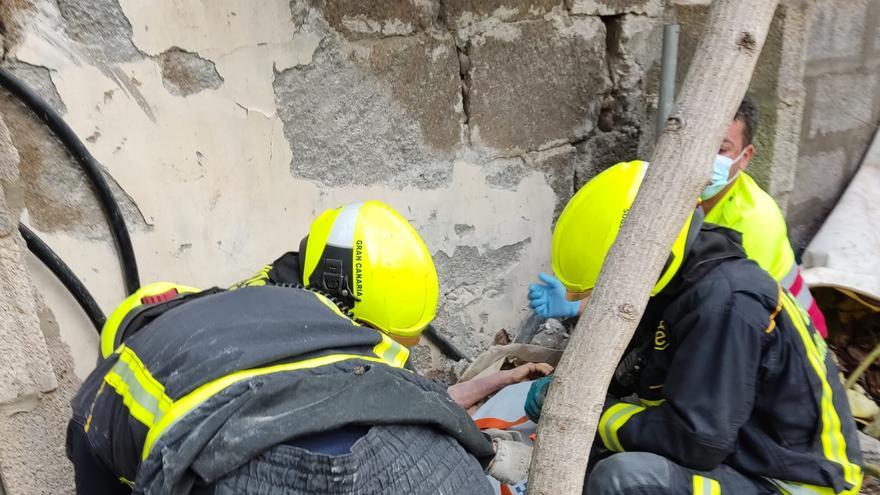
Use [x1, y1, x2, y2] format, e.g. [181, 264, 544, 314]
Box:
[527, 162, 862, 494]
[69, 201, 497, 494]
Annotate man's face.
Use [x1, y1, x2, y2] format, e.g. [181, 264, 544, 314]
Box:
[719, 118, 755, 180]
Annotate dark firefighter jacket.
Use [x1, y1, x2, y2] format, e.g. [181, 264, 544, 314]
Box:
[68, 285, 494, 494]
[601, 224, 862, 494]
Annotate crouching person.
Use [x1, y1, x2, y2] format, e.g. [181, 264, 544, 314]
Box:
[68, 201, 522, 495]
[525, 162, 863, 494]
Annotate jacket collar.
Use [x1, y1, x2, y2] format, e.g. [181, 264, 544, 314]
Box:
[660, 220, 747, 297]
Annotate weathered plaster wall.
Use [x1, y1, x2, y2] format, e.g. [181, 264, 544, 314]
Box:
[0, 112, 77, 494]
[788, 0, 880, 254]
[0, 0, 668, 379]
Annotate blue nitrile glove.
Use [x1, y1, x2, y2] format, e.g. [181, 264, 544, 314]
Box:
[524, 375, 554, 423]
[528, 273, 580, 319]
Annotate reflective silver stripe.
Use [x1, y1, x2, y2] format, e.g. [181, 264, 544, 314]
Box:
[795, 285, 815, 310]
[381, 339, 403, 364]
[107, 358, 163, 426]
[326, 202, 363, 248]
[693, 475, 720, 495]
[780, 262, 798, 289]
[767, 479, 826, 494]
[602, 404, 642, 451]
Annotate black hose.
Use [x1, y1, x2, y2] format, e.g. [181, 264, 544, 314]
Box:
[0, 67, 140, 295]
[424, 324, 469, 362]
[19, 222, 106, 331]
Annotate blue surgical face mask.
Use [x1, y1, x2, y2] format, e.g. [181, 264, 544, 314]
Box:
[701, 150, 746, 200]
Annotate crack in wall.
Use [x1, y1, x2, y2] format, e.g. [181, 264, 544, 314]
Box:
[455, 41, 472, 147]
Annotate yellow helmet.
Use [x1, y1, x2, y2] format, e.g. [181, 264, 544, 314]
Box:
[552, 160, 694, 296]
[300, 200, 439, 339]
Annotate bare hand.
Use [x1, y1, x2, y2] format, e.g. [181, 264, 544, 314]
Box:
[504, 362, 554, 384]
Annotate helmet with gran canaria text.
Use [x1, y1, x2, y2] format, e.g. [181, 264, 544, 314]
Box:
[300, 201, 438, 342]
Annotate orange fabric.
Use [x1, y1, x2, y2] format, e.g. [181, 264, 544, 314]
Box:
[474, 416, 529, 430]
[500, 484, 514, 495]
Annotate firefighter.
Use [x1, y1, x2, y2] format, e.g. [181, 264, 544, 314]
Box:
[525, 162, 862, 494]
[69, 201, 522, 494]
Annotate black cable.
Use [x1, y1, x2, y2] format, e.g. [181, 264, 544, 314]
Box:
[19, 222, 106, 331]
[0, 67, 140, 295]
[424, 324, 469, 362]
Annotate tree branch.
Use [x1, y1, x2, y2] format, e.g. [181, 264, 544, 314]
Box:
[526, 1, 780, 493]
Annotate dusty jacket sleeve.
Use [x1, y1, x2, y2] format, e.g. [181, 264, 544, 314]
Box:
[597, 293, 768, 471]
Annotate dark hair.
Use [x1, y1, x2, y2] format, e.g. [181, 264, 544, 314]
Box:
[735, 96, 759, 146]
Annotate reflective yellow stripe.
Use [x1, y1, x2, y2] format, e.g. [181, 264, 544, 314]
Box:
[373, 333, 409, 368]
[103, 346, 172, 428]
[639, 398, 665, 407]
[100, 282, 199, 358]
[119, 477, 134, 488]
[780, 290, 862, 493]
[598, 403, 645, 452]
[692, 475, 720, 495]
[142, 352, 403, 460]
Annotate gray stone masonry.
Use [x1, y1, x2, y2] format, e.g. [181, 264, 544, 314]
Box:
[466, 16, 609, 154]
[0, 115, 78, 494]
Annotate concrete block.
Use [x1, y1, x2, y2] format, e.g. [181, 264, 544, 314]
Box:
[312, 0, 438, 38]
[366, 33, 464, 152]
[787, 149, 848, 251]
[567, 0, 665, 17]
[441, 0, 559, 29]
[274, 33, 459, 189]
[466, 17, 609, 153]
[806, 0, 868, 62]
[808, 71, 878, 138]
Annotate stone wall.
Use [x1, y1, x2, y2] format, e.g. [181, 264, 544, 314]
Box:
[788, 0, 880, 254]
[0, 0, 876, 491]
[0, 114, 77, 494]
[0, 0, 667, 383]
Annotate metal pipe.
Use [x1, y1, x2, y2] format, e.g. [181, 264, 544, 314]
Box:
[656, 23, 680, 141]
